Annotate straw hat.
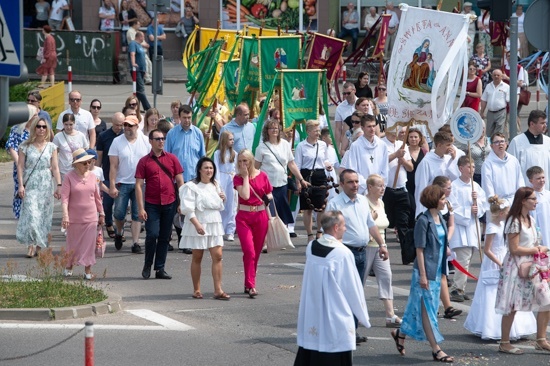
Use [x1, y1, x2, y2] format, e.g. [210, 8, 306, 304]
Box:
[72, 148, 93, 165]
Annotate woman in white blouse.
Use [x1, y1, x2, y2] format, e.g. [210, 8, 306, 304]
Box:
[255, 120, 308, 228]
[294, 120, 333, 240]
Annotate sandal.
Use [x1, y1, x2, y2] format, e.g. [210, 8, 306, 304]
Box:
[391, 329, 405, 356]
[498, 341, 524, 355]
[248, 288, 258, 298]
[432, 349, 454, 363]
[535, 338, 550, 352]
[386, 314, 402, 328]
[192, 291, 203, 299]
[26, 245, 35, 258]
[443, 306, 462, 319]
[106, 226, 116, 239]
[213, 292, 231, 300]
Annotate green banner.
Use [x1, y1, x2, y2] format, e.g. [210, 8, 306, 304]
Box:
[281, 70, 321, 129]
[238, 37, 259, 91]
[258, 36, 302, 94]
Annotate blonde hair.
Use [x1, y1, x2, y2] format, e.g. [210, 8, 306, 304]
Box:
[237, 149, 255, 177]
[24, 118, 52, 146]
[218, 131, 235, 164]
[366, 174, 384, 187]
[305, 119, 320, 131]
[488, 195, 509, 216]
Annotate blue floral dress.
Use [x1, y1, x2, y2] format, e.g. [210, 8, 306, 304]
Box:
[15, 143, 56, 248]
[400, 223, 446, 343]
[5, 125, 30, 218]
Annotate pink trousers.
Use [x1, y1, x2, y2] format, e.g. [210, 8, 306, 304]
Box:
[236, 209, 269, 289]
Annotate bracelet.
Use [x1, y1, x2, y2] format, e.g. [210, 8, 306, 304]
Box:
[57, 184, 62, 186]
[379, 243, 387, 248]
[98, 213, 105, 216]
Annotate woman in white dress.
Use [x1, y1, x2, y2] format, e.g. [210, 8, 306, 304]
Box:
[213, 131, 237, 241]
[464, 195, 536, 340]
[180, 157, 230, 300]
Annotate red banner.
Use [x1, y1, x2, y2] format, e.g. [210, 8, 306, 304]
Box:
[372, 14, 391, 59]
[306, 33, 347, 80]
[490, 21, 507, 47]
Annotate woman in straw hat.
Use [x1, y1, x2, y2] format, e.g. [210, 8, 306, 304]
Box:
[61, 148, 105, 280]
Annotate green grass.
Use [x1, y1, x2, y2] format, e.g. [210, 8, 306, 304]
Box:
[0, 248, 107, 309]
[0, 149, 13, 163]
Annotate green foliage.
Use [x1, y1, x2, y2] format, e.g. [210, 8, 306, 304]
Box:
[9, 82, 39, 102]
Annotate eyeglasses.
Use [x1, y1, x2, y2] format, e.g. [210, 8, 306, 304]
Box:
[492, 140, 506, 145]
[124, 123, 137, 127]
[151, 137, 166, 141]
[378, 88, 386, 91]
[69, 98, 81, 102]
[27, 99, 38, 103]
[36, 125, 48, 129]
[342, 92, 352, 96]
[128, 103, 137, 107]
[91, 105, 101, 110]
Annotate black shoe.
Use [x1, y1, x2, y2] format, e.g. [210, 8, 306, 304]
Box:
[142, 266, 151, 279]
[356, 335, 368, 344]
[289, 232, 297, 238]
[167, 244, 174, 252]
[155, 270, 172, 279]
[443, 306, 462, 319]
[114, 235, 123, 250]
[131, 243, 143, 254]
[180, 248, 192, 254]
[462, 292, 471, 301]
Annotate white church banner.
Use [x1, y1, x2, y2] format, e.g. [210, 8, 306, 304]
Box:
[386, 5, 470, 136]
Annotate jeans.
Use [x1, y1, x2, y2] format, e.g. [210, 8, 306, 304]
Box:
[383, 188, 411, 264]
[144, 201, 176, 271]
[102, 180, 115, 227]
[113, 183, 139, 221]
[135, 70, 152, 110]
[347, 245, 367, 329]
[338, 27, 359, 51]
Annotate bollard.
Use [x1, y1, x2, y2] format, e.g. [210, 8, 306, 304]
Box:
[342, 65, 347, 83]
[85, 322, 94, 366]
[67, 66, 72, 93]
[132, 67, 137, 96]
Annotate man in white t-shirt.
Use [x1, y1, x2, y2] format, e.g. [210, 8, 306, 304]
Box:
[49, 0, 69, 30]
[108, 115, 151, 254]
[334, 82, 357, 153]
[56, 90, 96, 148]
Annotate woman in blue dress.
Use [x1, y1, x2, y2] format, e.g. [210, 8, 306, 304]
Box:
[390, 184, 454, 363]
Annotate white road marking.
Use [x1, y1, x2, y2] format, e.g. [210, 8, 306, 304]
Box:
[284, 263, 305, 270]
[126, 309, 195, 331]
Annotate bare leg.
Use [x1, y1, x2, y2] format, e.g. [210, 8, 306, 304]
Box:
[536, 311, 550, 350]
[500, 311, 516, 351]
[39, 75, 47, 87]
[303, 210, 313, 236]
[84, 265, 91, 275]
[114, 218, 124, 236]
[421, 300, 453, 361]
[191, 249, 204, 293]
[440, 275, 452, 309]
[49, 74, 55, 87]
[131, 220, 141, 243]
[382, 299, 398, 319]
[209, 246, 224, 295]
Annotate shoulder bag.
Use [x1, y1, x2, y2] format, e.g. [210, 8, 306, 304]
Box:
[151, 154, 180, 206]
[263, 141, 297, 192]
[16, 145, 47, 198]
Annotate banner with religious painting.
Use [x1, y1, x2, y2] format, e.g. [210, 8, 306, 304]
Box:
[281, 70, 321, 129]
[385, 5, 469, 135]
[306, 33, 346, 81]
[258, 36, 302, 94]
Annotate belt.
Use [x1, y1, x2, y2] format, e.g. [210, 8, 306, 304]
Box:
[386, 187, 406, 192]
[239, 204, 266, 212]
[489, 107, 506, 113]
[389, 26, 397, 29]
[344, 244, 367, 252]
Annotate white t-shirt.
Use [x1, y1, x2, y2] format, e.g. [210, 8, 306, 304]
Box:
[91, 166, 105, 191]
[108, 133, 151, 184]
[56, 108, 95, 143]
[50, 0, 68, 21]
[335, 98, 356, 123]
[254, 139, 295, 187]
[53, 131, 89, 176]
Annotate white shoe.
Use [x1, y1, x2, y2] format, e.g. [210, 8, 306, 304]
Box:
[63, 269, 72, 277]
[226, 234, 234, 242]
[84, 273, 94, 280]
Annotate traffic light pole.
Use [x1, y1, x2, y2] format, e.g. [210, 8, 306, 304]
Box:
[0, 77, 32, 137]
[509, 16, 518, 137]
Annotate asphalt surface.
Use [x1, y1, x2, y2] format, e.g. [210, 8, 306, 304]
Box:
[0, 68, 549, 365]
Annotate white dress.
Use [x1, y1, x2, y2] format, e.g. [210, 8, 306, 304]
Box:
[213, 150, 237, 235]
[464, 221, 537, 340]
[179, 181, 225, 249]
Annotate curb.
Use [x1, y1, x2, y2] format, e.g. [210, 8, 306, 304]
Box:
[0, 292, 123, 321]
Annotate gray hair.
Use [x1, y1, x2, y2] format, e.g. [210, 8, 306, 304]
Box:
[321, 211, 344, 233]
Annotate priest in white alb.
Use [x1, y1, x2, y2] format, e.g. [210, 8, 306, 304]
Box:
[508, 110, 550, 190]
[294, 210, 370, 366]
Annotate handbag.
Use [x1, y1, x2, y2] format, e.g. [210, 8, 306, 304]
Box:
[36, 46, 44, 62]
[515, 256, 534, 279]
[518, 87, 531, 106]
[249, 185, 294, 253]
[95, 226, 106, 258]
[481, 269, 501, 285]
[262, 142, 297, 192]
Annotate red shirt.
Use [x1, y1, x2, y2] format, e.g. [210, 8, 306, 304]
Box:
[233, 171, 273, 206]
[135, 151, 184, 205]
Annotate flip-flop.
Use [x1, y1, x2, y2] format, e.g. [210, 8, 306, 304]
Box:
[192, 291, 203, 299]
[213, 292, 231, 300]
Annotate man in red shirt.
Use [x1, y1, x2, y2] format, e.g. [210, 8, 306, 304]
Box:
[136, 129, 184, 279]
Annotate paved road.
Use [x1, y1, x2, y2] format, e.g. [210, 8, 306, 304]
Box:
[1, 81, 549, 365]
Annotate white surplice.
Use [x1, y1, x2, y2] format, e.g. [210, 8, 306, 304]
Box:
[297, 234, 371, 353]
[414, 151, 461, 217]
[448, 178, 487, 250]
[508, 133, 550, 190]
[481, 150, 524, 206]
[213, 150, 237, 235]
[340, 135, 388, 194]
[532, 189, 550, 247]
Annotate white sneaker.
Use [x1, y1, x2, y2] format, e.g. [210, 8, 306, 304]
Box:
[226, 234, 234, 242]
[84, 273, 94, 280]
[63, 269, 72, 277]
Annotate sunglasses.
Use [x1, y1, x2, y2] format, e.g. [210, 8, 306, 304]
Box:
[128, 103, 137, 107]
[27, 99, 38, 103]
[151, 137, 166, 141]
[91, 105, 101, 110]
[124, 123, 137, 127]
[36, 125, 48, 129]
[378, 88, 386, 91]
[80, 161, 92, 165]
[351, 119, 361, 124]
[69, 98, 82, 102]
[342, 92, 352, 96]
